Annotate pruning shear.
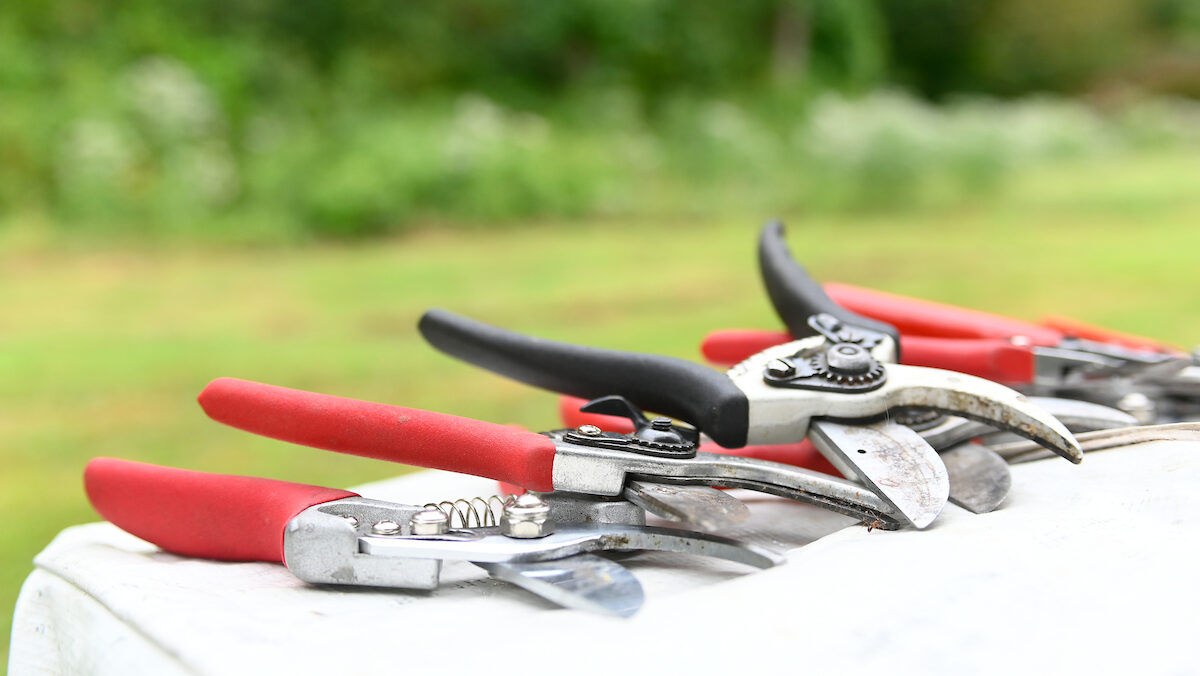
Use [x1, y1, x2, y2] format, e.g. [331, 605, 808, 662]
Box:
[415, 223, 1082, 529]
[555, 392, 1135, 514]
[194, 378, 914, 531]
[702, 251, 1197, 422]
[86, 395, 785, 618]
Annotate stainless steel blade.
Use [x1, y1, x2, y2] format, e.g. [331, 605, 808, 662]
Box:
[475, 553, 644, 617]
[623, 480, 750, 530]
[992, 422, 1200, 464]
[808, 420, 950, 529]
[921, 397, 1138, 450]
[940, 443, 1012, 513]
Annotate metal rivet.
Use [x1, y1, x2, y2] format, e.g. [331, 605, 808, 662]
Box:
[409, 508, 450, 536]
[577, 424, 602, 436]
[370, 520, 402, 536]
[650, 417, 673, 431]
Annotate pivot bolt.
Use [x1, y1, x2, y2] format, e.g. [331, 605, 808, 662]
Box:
[501, 493, 553, 539]
[826, 343, 873, 374]
[409, 508, 450, 536]
[577, 424, 602, 436]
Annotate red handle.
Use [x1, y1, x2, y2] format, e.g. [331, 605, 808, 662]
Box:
[825, 282, 1063, 345]
[84, 457, 356, 563]
[199, 378, 558, 491]
[700, 329, 792, 367]
[901, 335, 1035, 385]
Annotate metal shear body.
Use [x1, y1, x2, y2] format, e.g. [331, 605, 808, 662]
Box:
[85, 457, 783, 618]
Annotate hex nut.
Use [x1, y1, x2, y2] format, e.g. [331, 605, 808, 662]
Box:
[500, 493, 554, 538]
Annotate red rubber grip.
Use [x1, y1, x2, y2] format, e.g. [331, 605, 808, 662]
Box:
[701, 329, 792, 367]
[826, 282, 1063, 345]
[84, 457, 356, 563]
[199, 378, 558, 492]
[902, 335, 1035, 385]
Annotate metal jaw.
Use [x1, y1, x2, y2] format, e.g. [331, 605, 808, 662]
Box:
[727, 338, 1083, 462]
[549, 438, 905, 529]
[919, 397, 1139, 451]
[284, 497, 443, 590]
[283, 495, 783, 592]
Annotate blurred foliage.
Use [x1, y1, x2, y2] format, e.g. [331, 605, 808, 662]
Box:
[0, 0, 1198, 243]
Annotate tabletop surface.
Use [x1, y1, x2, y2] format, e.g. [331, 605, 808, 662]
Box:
[10, 440, 1199, 675]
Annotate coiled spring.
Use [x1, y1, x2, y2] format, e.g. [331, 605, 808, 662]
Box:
[425, 495, 513, 528]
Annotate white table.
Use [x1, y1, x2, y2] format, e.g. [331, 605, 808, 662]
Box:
[10, 441, 1199, 675]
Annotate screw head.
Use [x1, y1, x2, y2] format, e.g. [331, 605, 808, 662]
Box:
[409, 508, 450, 536]
[577, 424, 602, 436]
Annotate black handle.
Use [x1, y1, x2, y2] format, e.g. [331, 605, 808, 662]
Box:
[758, 220, 901, 350]
[419, 310, 751, 448]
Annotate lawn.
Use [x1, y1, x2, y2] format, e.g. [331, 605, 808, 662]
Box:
[3, 151, 1199, 669]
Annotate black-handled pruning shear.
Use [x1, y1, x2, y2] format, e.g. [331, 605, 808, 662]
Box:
[418, 224, 1082, 529]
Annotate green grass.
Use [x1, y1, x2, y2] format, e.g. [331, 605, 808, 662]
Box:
[3, 150, 1200, 669]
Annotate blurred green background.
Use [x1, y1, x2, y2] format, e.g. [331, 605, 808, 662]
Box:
[4, 0, 1200, 668]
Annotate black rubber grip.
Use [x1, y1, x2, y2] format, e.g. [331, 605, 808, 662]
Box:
[419, 309, 751, 448]
[758, 220, 901, 350]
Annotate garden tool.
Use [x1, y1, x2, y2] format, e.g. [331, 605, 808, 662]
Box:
[85, 456, 782, 618]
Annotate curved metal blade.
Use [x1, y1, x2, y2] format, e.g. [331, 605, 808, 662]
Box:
[919, 397, 1138, 451]
[623, 481, 750, 530]
[475, 554, 644, 617]
[940, 443, 1012, 513]
[880, 365, 1083, 463]
[808, 420, 949, 529]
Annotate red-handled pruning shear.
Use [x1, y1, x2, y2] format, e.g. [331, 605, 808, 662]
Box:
[191, 377, 911, 529]
[85, 381, 788, 617]
[701, 236, 1198, 422]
